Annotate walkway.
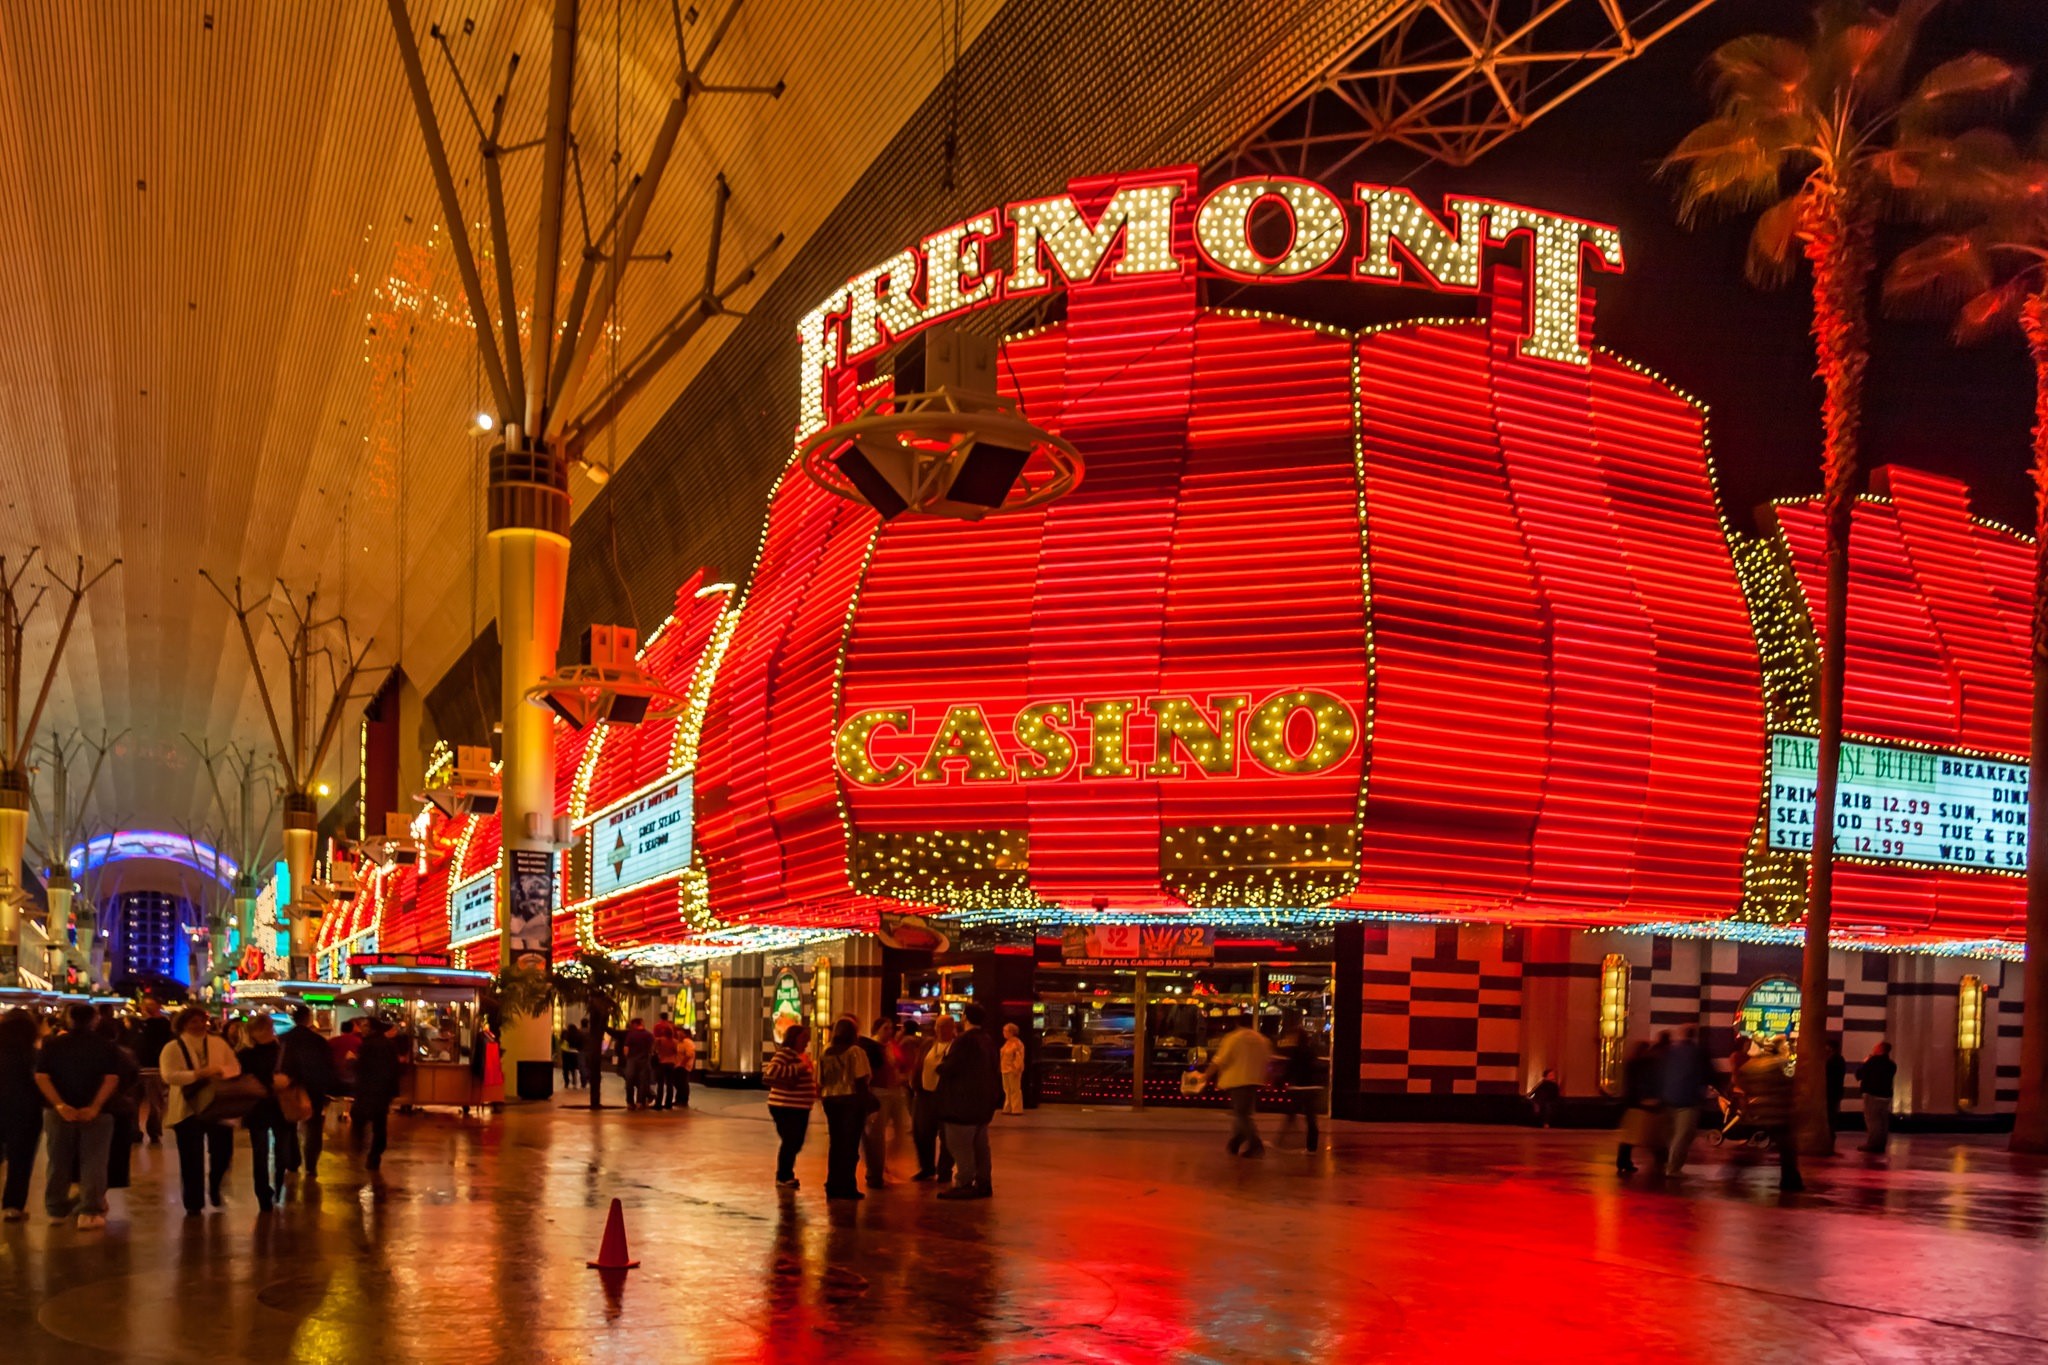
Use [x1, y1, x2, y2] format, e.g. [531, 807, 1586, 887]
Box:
[3, 1090, 2046, 1362]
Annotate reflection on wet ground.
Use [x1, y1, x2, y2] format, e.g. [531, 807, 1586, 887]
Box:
[5, 1090, 2048, 1362]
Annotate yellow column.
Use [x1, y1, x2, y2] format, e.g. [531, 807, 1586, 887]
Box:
[489, 434, 571, 1097]
[282, 794, 318, 974]
[0, 780, 25, 983]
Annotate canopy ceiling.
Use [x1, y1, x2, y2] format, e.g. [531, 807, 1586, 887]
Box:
[0, 0, 999, 833]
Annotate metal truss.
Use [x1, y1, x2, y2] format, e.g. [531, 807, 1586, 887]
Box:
[1225, 0, 1721, 175]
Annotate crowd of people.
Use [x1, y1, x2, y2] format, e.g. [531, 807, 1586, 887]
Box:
[763, 1004, 1010, 1201]
[1599, 1026, 1902, 1194]
[560, 1011, 698, 1111]
[0, 997, 412, 1229]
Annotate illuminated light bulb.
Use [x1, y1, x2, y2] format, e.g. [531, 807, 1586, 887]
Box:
[473, 411, 495, 432]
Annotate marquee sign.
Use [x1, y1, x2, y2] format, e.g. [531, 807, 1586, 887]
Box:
[834, 690, 1358, 787]
[796, 168, 1624, 440]
[587, 777, 695, 898]
[450, 869, 496, 946]
[1768, 734, 2028, 873]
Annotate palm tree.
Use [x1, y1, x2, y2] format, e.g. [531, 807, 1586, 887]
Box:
[1885, 125, 2048, 1150]
[1664, 0, 2022, 1156]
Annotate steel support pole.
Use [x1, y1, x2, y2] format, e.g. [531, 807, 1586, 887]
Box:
[0, 772, 25, 983]
[282, 793, 318, 976]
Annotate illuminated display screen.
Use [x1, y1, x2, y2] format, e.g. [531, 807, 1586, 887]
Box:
[1767, 733, 2027, 872]
[588, 778, 693, 899]
[450, 870, 496, 945]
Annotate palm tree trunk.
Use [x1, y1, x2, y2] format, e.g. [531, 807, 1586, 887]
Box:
[1794, 189, 1871, 1159]
[2011, 294, 2048, 1152]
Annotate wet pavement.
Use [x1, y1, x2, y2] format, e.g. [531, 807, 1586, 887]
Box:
[4, 1090, 2047, 1363]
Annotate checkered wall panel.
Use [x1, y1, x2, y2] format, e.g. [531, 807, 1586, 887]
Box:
[1359, 924, 1523, 1095]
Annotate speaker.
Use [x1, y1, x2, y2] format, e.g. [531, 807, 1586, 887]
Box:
[538, 693, 589, 731]
[606, 691, 652, 725]
[834, 443, 913, 520]
[946, 437, 1033, 510]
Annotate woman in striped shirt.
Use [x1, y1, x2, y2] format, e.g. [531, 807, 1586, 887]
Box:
[764, 1024, 816, 1189]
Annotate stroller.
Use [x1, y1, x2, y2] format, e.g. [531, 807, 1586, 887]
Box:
[1704, 1087, 1774, 1149]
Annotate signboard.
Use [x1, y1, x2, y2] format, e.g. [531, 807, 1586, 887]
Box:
[1768, 733, 2028, 872]
[449, 870, 496, 946]
[1060, 924, 1215, 966]
[876, 911, 956, 954]
[589, 778, 694, 899]
[771, 969, 803, 1039]
[1739, 977, 1801, 1040]
[506, 848, 555, 972]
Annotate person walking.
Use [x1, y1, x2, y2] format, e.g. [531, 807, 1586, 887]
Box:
[560, 1021, 584, 1090]
[764, 1024, 818, 1189]
[1857, 1041, 1898, 1154]
[91, 1016, 140, 1202]
[620, 1018, 655, 1110]
[1737, 1039, 1804, 1193]
[1824, 1034, 1847, 1139]
[1527, 1069, 1561, 1128]
[579, 1014, 608, 1109]
[674, 1025, 697, 1109]
[652, 1015, 679, 1111]
[350, 1018, 403, 1174]
[329, 1017, 363, 1103]
[279, 1007, 337, 1178]
[1274, 1011, 1322, 1151]
[910, 1016, 955, 1183]
[1662, 1025, 1712, 1176]
[0, 1007, 41, 1221]
[936, 1003, 1003, 1200]
[818, 1019, 874, 1201]
[999, 1023, 1026, 1117]
[159, 1007, 240, 1216]
[1205, 1013, 1275, 1158]
[133, 996, 174, 1146]
[236, 1017, 294, 1211]
[853, 1017, 891, 1189]
[1614, 1039, 1660, 1176]
[34, 1004, 121, 1229]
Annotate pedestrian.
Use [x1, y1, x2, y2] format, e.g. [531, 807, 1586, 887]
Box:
[935, 1002, 1003, 1200]
[620, 1018, 655, 1110]
[235, 1016, 294, 1211]
[764, 1023, 817, 1189]
[675, 1024, 697, 1108]
[911, 1016, 955, 1184]
[856, 1019, 897, 1186]
[133, 995, 174, 1145]
[1663, 1025, 1711, 1176]
[34, 1003, 122, 1229]
[580, 1012, 608, 1109]
[1204, 1012, 1275, 1158]
[999, 1022, 1026, 1116]
[350, 1017, 402, 1174]
[1274, 1011, 1322, 1151]
[1737, 1039, 1804, 1193]
[561, 1020, 584, 1089]
[1824, 1034, 1847, 1137]
[91, 1016, 140, 1200]
[159, 1006, 240, 1216]
[1528, 1069, 1561, 1128]
[818, 1018, 874, 1201]
[1615, 1039, 1661, 1176]
[653, 1014, 679, 1111]
[279, 1006, 337, 1178]
[0, 1007, 40, 1221]
[1857, 1040, 1898, 1154]
[329, 1017, 363, 1101]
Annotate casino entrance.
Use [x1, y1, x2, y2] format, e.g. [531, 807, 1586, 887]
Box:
[892, 925, 1351, 1112]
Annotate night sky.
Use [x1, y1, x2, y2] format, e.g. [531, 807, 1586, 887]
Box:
[1229, 0, 2048, 536]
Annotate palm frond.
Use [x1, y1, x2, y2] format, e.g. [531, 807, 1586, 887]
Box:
[1899, 54, 2028, 138]
[1955, 275, 2030, 343]
[1708, 33, 1812, 117]
[1662, 118, 1794, 223]
[1746, 194, 1806, 288]
[1883, 232, 1994, 318]
[1875, 129, 2024, 221]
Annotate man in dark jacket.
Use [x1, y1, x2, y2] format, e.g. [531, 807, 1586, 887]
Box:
[935, 1003, 1003, 1200]
[1857, 1041, 1898, 1154]
[133, 996, 175, 1144]
[279, 1007, 338, 1177]
[1661, 1025, 1711, 1175]
[350, 1019, 403, 1173]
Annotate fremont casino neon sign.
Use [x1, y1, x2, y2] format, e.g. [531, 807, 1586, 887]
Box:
[795, 169, 1624, 440]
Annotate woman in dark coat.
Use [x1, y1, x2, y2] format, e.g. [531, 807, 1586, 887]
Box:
[236, 1016, 291, 1209]
[350, 1019, 403, 1173]
[0, 1008, 42, 1220]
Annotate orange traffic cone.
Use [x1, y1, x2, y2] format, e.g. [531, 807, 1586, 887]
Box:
[587, 1197, 640, 1270]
